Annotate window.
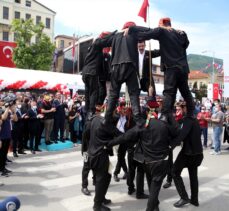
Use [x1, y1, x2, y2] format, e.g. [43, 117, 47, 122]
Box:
[15, 11, 20, 19]
[3, 31, 9, 41]
[60, 40, 65, 48]
[3, 7, 9, 20]
[15, 0, 21, 3]
[36, 16, 41, 25]
[14, 32, 19, 42]
[26, 0, 31, 7]
[46, 18, 51, 29]
[25, 13, 31, 20]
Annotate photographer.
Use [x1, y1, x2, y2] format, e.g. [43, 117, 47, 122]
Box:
[0, 100, 18, 177]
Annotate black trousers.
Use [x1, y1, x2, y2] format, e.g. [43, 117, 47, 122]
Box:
[162, 68, 194, 116]
[0, 139, 11, 171]
[82, 159, 96, 188]
[98, 80, 107, 105]
[12, 128, 23, 153]
[165, 150, 173, 183]
[29, 129, 40, 150]
[90, 151, 111, 208]
[53, 117, 65, 141]
[83, 74, 99, 114]
[172, 152, 203, 203]
[145, 160, 168, 211]
[127, 148, 150, 195]
[114, 144, 128, 175]
[105, 64, 142, 124]
[22, 120, 29, 149]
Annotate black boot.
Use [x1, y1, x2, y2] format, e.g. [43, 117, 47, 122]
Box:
[173, 198, 190, 208]
[93, 204, 111, 211]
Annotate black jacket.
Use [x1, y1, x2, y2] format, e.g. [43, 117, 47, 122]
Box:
[99, 52, 112, 81]
[86, 115, 121, 157]
[82, 31, 116, 77]
[108, 118, 177, 163]
[173, 117, 203, 155]
[129, 26, 190, 72]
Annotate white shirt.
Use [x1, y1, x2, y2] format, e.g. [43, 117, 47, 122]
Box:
[138, 50, 145, 79]
[116, 115, 127, 133]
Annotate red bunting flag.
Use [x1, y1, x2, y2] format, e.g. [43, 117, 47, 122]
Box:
[138, 0, 149, 22]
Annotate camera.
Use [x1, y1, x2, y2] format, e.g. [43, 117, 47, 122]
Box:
[3, 95, 17, 108]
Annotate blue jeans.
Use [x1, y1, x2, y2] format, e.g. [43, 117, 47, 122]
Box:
[213, 127, 223, 152]
[200, 127, 208, 146]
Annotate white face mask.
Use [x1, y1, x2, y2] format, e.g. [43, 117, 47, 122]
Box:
[76, 103, 80, 107]
[17, 104, 22, 109]
[32, 106, 37, 110]
[81, 101, 85, 106]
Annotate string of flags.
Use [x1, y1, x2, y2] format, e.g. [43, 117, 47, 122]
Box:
[203, 62, 224, 73]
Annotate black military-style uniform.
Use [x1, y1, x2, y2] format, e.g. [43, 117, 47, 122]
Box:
[102, 29, 152, 125]
[82, 32, 115, 116]
[108, 118, 177, 211]
[129, 26, 194, 117]
[86, 115, 121, 210]
[172, 117, 203, 206]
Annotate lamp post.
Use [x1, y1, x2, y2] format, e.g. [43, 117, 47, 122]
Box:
[202, 50, 215, 84]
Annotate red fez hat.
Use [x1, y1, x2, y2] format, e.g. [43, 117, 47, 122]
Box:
[146, 96, 159, 108]
[158, 17, 171, 27]
[99, 31, 111, 38]
[122, 21, 136, 29]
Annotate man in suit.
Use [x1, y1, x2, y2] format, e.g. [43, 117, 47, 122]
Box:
[27, 100, 43, 154]
[138, 40, 160, 96]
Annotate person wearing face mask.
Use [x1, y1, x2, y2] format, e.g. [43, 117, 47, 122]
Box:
[41, 95, 56, 145]
[197, 106, 211, 148]
[69, 103, 82, 145]
[210, 104, 225, 155]
[172, 102, 203, 208]
[27, 100, 44, 154]
[12, 100, 26, 157]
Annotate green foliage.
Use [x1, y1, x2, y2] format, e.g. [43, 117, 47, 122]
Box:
[192, 83, 207, 101]
[188, 54, 223, 72]
[11, 19, 55, 70]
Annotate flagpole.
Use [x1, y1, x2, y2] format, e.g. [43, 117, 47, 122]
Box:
[72, 33, 75, 74]
[147, 6, 153, 90]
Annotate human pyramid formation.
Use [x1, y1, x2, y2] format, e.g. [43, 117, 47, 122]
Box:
[81, 18, 203, 211]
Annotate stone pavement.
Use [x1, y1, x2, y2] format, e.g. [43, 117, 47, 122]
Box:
[0, 128, 229, 211]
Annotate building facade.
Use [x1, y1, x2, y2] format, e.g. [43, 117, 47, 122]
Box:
[0, 0, 56, 42]
[55, 35, 76, 50]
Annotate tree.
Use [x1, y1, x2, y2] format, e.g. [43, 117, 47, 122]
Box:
[11, 19, 55, 70]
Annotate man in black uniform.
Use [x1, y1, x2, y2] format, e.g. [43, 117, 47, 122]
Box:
[107, 102, 177, 211]
[85, 113, 121, 211]
[103, 22, 154, 126]
[126, 18, 194, 123]
[82, 31, 115, 119]
[172, 103, 203, 208]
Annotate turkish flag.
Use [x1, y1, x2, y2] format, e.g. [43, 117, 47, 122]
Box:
[213, 83, 219, 100]
[138, 0, 149, 22]
[0, 41, 17, 68]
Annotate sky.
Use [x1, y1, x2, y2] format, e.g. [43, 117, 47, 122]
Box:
[38, 0, 229, 69]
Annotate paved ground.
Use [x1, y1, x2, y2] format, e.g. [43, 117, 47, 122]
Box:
[1, 128, 229, 211]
